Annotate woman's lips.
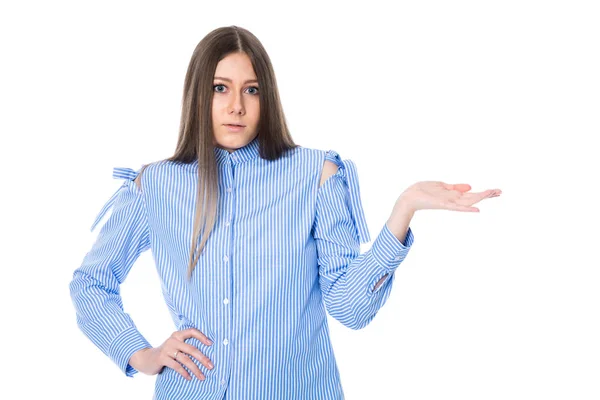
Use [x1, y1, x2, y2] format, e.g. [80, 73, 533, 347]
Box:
[224, 124, 245, 132]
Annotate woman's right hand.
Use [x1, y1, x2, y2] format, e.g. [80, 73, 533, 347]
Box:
[128, 328, 214, 381]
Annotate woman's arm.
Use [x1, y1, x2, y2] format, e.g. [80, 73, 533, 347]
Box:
[69, 167, 152, 377]
[313, 151, 415, 330]
[373, 200, 414, 290]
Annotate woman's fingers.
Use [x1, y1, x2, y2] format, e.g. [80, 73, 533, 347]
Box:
[164, 355, 199, 381]
[192, 329, 214, 346]
[457, 189, 502, 205]
[166, 328, 214, 381]
[179, 341, 214, 370]
[177, 328, 214, 346]
[461, 193, 490, 206]
[443, 188, 503, 211]
[172, 352, 206, 381]
[443, 201, 480, 212]
[178, 329, 214, 369]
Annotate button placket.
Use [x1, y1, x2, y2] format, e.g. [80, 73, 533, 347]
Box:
[222, 159, 234, 389]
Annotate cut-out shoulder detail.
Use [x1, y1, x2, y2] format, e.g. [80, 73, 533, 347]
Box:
[134, 175, 142, 190]
[320, 160, 339, 187]
[90, 164, 149, 233]
[134, 164, 150, 191]
[318, 150, 371, 244]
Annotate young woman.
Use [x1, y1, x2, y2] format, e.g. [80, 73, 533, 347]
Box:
[69, 25, 502, 400]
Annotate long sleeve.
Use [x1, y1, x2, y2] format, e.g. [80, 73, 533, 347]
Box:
[69, 167, 152, 377]
[312, 150, 415, 330]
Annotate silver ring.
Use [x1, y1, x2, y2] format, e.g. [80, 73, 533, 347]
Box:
[174, 350, 179, 360]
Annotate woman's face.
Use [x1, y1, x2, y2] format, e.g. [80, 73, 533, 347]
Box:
[211, 52, 260, 153]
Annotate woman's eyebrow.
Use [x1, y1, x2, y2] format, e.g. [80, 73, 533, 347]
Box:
[214, 76, 258, 84]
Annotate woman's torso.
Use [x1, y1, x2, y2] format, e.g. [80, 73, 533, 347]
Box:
[142, 142, 345, 400]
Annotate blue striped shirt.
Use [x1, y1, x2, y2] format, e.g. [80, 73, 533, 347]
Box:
[69, 136, 415, 399]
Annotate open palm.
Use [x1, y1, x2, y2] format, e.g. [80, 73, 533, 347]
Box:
[400, 181, 502, 213]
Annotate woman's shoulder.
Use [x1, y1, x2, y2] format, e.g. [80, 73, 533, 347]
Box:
[135, 158, 194, 190]
[293, 144, 348, 169]
[290, 144, 329, 161]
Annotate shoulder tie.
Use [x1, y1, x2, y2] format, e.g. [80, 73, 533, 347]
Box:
[90, 167, 142, 232]
[325, 151, 372, 244]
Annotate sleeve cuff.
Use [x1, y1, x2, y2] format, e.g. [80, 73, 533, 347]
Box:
[108, 326, 152, 377]
[370, 223, 415, 272]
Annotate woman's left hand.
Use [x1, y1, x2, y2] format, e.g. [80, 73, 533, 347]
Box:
[397, 181, 502, 214]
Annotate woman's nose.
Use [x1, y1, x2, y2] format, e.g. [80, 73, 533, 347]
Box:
[228, 93, 244, 114]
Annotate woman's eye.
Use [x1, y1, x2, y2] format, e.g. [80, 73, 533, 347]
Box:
[213, 84, 259, 95]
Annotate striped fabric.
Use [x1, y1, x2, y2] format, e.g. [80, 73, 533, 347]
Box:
[69, 136, 415, 400]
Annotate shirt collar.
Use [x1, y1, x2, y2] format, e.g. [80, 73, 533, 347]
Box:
[214, 136, 260, 166]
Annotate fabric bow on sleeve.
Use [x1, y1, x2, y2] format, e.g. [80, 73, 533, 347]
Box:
[90, 167, 142, 232]
[325, 150, 372, 244]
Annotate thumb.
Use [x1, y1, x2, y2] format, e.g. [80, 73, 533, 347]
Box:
[443, 183, 472, 193]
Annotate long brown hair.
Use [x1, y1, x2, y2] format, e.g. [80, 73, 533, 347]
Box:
[144, 26, 298, 281]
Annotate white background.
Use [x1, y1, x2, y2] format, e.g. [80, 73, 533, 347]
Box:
[1, 1, 599, 399]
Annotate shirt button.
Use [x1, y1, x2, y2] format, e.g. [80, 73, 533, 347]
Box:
[226, 187, 232, 193]
[223, 255, 229, 262]
[225, 221, 230, 227]
[223, 298, 229, 305]
[223, 338, 229, 345]
[221, 379, 226, 385]
[394, 256, 401, 261]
